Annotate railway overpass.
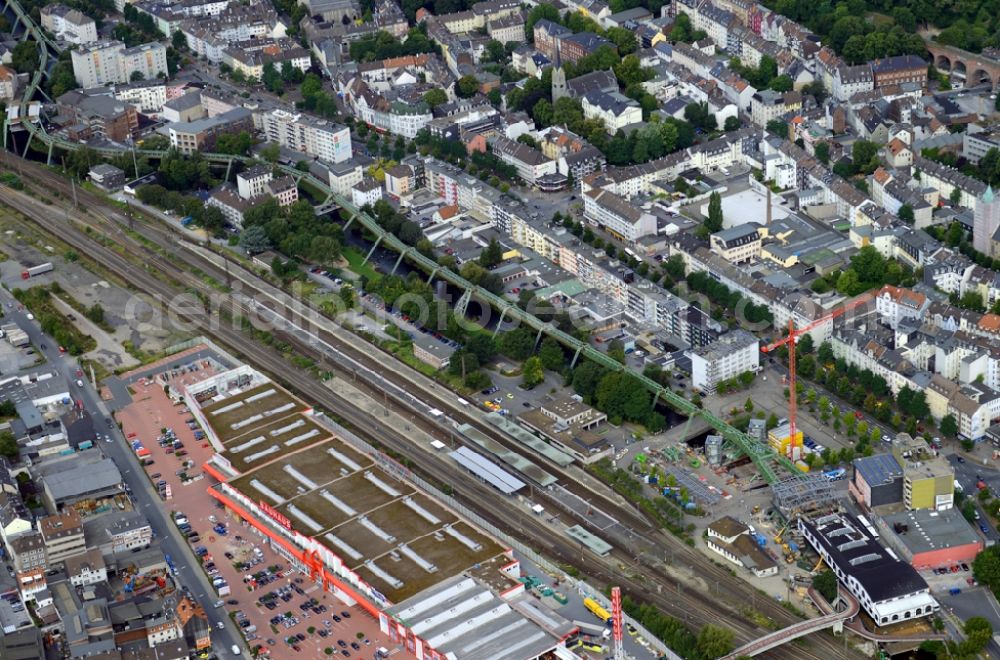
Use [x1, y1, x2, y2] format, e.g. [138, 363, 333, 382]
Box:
[721, 586, 860, 658]
[925, 41, 1000, 90]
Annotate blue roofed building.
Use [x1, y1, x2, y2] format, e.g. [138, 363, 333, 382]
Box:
[849, 452, 903, 509]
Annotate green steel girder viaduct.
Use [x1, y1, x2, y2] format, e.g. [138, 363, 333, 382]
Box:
[6, 0, 799, 484]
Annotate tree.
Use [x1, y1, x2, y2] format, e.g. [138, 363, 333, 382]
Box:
[0, 430, 16, 460]
[448, 350, 480, 378]
[769, 74, 793, 92]
[765, 119, 786, 136]
[465, 334, 497, 364]
[696, 624, 734, 659]
[484, 39, 505, 62]
[814, 141, 830, 165]
[499, 327, 534, 361]
[607, 339, 626, 364]
[572, 362, 606, 402]
[852, 139, 879, 174]
[86, 304, 105, 325]
[478, 238, 504, 268]
[11, 42, 38, 74]
[339, 285, 355, 309]
[456, 75, 479, 98]
[705, 191, 723, 233]
[963, 617, 993, 653]
[238, 225, 271, 254]
[606, 27, 637, 55]
[812, 570, 837, 602]
[171, 29, 187, 50]
[940, 414, 958, 438]
[522, 356, 545, 388]
[423, 88, 448, 108]
[723, 116, 740, 131]
[898, 204, 914, 224]
[538, 337, 565, 372]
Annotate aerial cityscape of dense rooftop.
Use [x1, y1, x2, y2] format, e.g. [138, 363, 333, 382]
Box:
[6, 0, 1000, 658]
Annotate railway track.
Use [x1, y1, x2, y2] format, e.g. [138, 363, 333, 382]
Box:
[0, 163, 858, 659]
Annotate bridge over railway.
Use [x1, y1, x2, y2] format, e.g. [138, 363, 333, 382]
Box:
[722, 586, 861, 658]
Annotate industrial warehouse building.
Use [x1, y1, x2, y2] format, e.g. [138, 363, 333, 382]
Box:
[799, 513, 938, 626]
[189, 367, 575, 660]
[876, 508, 983, 570]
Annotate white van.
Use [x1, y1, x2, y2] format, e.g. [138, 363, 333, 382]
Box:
[231, 645, 242, 656]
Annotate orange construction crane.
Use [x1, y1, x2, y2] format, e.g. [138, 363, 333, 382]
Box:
[761, 292, 874, 455]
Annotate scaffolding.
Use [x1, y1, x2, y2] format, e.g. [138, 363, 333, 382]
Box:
[771, 474, 837, 519]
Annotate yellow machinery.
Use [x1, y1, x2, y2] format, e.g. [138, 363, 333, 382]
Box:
[813, 556, 825, 572]
[774, 524, 787, 544]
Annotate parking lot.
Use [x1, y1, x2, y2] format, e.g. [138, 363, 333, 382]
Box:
[192, 524, 390, 659]
[115, 358, 395, 659]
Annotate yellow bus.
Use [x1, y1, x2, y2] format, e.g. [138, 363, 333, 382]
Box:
[583, 597, 611, 623]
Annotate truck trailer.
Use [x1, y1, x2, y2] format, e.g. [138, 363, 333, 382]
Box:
[21, 263, 53, 279]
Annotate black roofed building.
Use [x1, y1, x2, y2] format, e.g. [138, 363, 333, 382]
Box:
[799, 512, 938, 626]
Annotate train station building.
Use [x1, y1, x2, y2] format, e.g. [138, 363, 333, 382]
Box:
[191, 366, 576, 659]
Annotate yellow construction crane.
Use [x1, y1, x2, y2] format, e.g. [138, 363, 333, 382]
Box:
[774, 524, 788, 544]
[813, 556, 825, 573]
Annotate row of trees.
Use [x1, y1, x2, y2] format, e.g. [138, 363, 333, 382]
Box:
[792, 340, 940, 444]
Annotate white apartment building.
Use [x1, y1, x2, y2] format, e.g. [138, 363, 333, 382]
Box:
[40, 4, 98, 44]
[113, 81, 167, 113]
[583, 188, 657, 241]
[257, 109, 352, 164]
[71, 40, 167, 88]
[65, 549, 108, 587]
[690, 329, 759, 393]
[874, 285, 928, 330]
[71, 40, 126, 88]
[710, 224, 761, 265]
[351, 178, 383, 208]
[581, 91, 643, 134]
[328, 160, 364, 197]
[237, 165, 273, 200]
[490, 136, 558, 186]
[119, 42, 169, 82]
[832, 65, 874, 102]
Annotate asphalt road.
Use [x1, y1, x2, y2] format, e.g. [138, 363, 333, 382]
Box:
[0, 287, 243, 655]
[946, 453, 1000, 543]
[939, 586, 1000, 658]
